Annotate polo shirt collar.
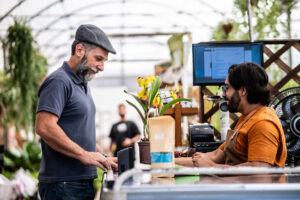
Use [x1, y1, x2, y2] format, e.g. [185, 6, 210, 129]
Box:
[62, 61, 85, 85]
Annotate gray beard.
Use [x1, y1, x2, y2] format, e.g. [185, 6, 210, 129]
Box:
[77, 63, 95, 82]
[76, 56, 95, 82]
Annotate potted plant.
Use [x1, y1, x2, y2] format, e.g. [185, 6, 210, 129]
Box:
[124, 75, 190, 163]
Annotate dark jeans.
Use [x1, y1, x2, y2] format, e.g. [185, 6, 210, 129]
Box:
[38, 179, 95, 200]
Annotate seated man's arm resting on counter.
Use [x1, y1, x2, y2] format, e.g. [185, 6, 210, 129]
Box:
[175, 148, 225, 167]
[175, 148, 272, 168]
[192, 152, 272, 167]
[36, 111, 117, 170]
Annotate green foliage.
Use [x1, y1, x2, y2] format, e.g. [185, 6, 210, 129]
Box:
[0, 19, 48, 134]
[124, 90, 147, 113]
[3, 141, 41, 174]
[212, 21, 248, 41]
[7, 20, 34, 84]
[93, 168, 105, 190]
[213, 0, 297, 41]
[126, 99, 147, 126]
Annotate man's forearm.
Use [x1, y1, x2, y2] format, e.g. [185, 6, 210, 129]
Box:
[175, 157, 194, 167]
[211, 161, 272, 168]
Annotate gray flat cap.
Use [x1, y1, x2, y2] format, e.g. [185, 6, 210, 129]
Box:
[75, 24, 116, 54]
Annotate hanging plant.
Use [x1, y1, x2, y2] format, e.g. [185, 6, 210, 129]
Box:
[0, 19, 48, 134]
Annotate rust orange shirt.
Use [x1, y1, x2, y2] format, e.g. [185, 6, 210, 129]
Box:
[219, 107, 287, 167]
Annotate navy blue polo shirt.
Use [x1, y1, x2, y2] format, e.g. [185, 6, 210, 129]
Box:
[37, 62, 97, 182]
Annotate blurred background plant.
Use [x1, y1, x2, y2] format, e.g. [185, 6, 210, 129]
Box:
[0, 19, 48, 143]
[2, 141, 41, 179]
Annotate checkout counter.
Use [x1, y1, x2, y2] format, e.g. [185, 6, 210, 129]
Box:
[101, 167, 300, 200]
[100, 120, 300, 200]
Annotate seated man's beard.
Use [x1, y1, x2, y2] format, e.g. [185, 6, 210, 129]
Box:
[227, 90, 241, 113]
[76, 56, 96, 82]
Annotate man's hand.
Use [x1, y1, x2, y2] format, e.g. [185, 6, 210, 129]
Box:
[79, 151, 111, 171]
[107, 157, 118, 172]
[122, 138, 132, 147]
[192, 152, 215, 167]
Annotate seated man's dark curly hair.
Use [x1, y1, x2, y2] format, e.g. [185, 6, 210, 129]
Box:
[228, 62, 271, 105]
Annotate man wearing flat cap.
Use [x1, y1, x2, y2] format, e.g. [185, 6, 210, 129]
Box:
[36, 24, 117, 200]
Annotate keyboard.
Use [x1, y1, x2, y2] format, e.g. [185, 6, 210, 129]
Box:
[193, 141, 224, 153]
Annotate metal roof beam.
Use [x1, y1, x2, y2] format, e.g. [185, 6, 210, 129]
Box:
[28, 0, 64, 22]
[0, 0, 26, 22]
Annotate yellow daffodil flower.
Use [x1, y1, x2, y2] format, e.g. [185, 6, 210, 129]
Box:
[137, 77, 145, 87]
[152, 96, 161, 108]
[137, 88, 147, 102]
[144, 79, 149, 88]
[137, 75, 156, 88]
[146, 74, 155, 83]
[170, 91, 178, 100]
[170, 90, 179, 105]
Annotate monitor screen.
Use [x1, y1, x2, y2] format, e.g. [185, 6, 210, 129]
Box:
[193, 42, 264, 85]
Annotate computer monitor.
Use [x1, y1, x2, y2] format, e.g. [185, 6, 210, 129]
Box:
[193, 41, 264, 85]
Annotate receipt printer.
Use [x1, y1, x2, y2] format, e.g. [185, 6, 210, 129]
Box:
[189, 123, 214, 147]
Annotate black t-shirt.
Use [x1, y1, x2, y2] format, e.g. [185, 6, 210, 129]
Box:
[109, 120, 140, 156]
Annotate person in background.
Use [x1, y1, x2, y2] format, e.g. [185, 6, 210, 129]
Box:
[176, 62, 287, 168]
[109, 104, 141, 156]
[36, 24, 117, 200]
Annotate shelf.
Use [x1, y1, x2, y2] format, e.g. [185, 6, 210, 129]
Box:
[164, 107, 198, 115]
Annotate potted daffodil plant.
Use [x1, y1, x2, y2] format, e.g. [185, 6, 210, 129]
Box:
[124, 75, 190, 163]
[124, 75, 190, 140]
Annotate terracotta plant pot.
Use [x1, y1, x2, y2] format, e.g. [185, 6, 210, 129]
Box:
[138, 141, 151, 164]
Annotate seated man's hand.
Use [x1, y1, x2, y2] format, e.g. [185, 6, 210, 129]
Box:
[192, 152, 215, 167]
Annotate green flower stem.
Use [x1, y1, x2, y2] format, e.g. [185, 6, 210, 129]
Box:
[126, 100, 147, 126]
[124, 90, 147, 113]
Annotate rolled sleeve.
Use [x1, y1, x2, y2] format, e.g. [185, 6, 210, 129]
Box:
[37, 79, 69, 118]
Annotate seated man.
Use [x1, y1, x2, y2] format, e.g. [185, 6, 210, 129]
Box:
[176, 62, 287, 167]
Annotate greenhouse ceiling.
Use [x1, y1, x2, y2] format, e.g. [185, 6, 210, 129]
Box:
[0, 0, 300, 87]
